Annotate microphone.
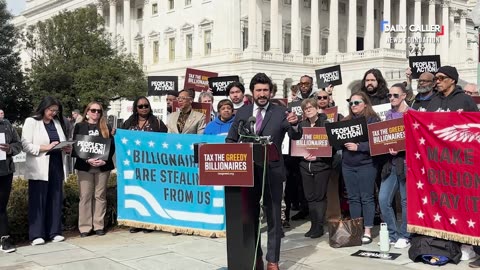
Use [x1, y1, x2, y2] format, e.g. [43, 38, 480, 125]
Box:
[238, 120, 245, 136]
[247, 116, 256, 135]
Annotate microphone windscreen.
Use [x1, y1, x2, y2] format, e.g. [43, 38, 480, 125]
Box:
[247, 116, 256, 124]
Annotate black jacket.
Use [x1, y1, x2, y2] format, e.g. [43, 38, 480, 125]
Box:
[0, 120, 22, 176]
[426, 86, 479, 112]
[341, 116, 380, 167]
[73, 122, 115, 172]
[361, 89, 389, 106]
[298, 113, 332, 173]
[411, 92, 435, 111]
[122, 114, 167, 132]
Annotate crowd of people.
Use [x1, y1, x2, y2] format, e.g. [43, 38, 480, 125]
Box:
[0, 64, 479, 269]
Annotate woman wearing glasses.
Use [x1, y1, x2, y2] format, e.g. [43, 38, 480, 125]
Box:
[121, 97, 166, 233]
[73, 102, 115, 237]
[22, 96, 71, 245]
[298, 98, 332, 238]
[122, 96, 167, 132]
[341, 92, 381, 245]
[378, 83, 412, 249]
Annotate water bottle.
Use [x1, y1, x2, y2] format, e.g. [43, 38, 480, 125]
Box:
[379, 222, 390, 259]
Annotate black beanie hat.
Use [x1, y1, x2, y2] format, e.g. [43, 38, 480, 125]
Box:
[436, 66, 459, 84]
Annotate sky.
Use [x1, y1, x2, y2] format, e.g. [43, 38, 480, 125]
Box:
[6, 0, 26, 15]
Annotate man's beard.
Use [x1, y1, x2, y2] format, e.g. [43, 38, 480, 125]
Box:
[417, 85, 433, 94]
[366, 85, 377, 93]
[301, 88, 312, 98]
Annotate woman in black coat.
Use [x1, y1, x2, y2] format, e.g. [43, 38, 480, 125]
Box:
[298, 98, 332, 238]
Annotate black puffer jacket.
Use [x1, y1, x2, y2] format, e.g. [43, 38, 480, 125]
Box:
[0, 120, 22, 176]
[298, 113, 332, 173]
[426, 86, 479, 112]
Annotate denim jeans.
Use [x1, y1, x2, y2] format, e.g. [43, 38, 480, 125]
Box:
[379, 166, 410, 241]
[342, 163, 377, 228]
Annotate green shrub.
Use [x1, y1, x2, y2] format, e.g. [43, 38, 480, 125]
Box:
[8, 178, 29, 242]
[7, 173, 117, 242]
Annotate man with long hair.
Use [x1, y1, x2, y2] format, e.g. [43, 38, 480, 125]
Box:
[360, 69, 389, 105]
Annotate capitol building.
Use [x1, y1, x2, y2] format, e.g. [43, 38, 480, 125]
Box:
[13, 0, 479, 114]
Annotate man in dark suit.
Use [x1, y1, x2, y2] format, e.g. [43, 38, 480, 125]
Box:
[226, 73, 302, 270]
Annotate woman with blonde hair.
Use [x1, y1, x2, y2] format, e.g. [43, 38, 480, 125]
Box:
[73, 101, 115, 237]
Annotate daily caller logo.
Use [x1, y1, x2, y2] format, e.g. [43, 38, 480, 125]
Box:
[381, 21, 444, 36]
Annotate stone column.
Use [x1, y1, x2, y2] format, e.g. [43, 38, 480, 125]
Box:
[328, 0, 339, 53]
[395, 0, 406, 50]
[448, 8, 456, 63]
[270, 0, 280, 52]
[441, 1, 450, 64]
[247, 0, 257, 50]
[109, 0, 117, 38]
[428, 0, 436, 54]
[414, 0, 422, 40]
[291, 0, 301, 54]
[123, 0, 131, 53]
[381, 0, 390, 48]
[310, 0, 320, 55]
[347, 0, 357, 52]
[365, 0, 374, 50]
[460, 10, 468, 62]
[96, 1, 104, 17]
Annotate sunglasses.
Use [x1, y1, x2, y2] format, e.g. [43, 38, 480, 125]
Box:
[434, 75, 449, 82]
[349, 100, 363, 107]
[137, 104, 150, 109]
[89, 109, 102, 114]
[317, 96, 329, 100]
[387, 93, 401, 99]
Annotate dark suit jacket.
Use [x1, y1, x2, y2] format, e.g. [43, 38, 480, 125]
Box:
[226, 103, 302, 181]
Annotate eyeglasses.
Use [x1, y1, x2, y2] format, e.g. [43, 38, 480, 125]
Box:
[418, 79, 433, 84]
[465, 91, 476, 96]
[387, 93, 401, 99]
[349, 100, 363, 107]
[137, 104, 150, 109]
[177, 96, 191, 101]
[303, 106, 315, 111]
[89, 109, 102, 114]
[317, 96, 329, 100]
[299, 82, 311, 86]
[434, 75, 449, 82]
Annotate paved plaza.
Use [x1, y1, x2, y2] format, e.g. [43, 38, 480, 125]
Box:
[0, 220, 475, 270]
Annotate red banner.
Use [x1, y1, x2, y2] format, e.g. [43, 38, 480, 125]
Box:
[405, 111, 480, 245]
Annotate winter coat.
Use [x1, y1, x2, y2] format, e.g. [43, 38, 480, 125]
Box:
[298, 113, 332, 173]
[204, 115, 235, 135]
[426, 85, 479, 112]
[341, 116, 380, 167]
[411, 92, 435, 111]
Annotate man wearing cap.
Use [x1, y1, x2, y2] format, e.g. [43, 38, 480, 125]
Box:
[426, 66, 478, 112]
